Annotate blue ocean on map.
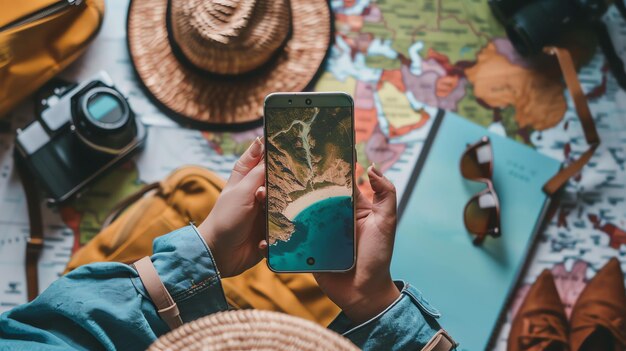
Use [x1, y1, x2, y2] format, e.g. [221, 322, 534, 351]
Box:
[269, 196, 354, 271]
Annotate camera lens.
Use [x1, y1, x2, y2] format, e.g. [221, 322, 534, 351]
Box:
[306, 257, 315, 265]
[81, 88, 129, 130]
[74, 86, 137, 155]
[305, 98, 312, 105]
[86, 93, 126, 127]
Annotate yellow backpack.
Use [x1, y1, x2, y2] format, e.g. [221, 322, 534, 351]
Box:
[63, 166, 340, 326]
[0, 0, 104, 117]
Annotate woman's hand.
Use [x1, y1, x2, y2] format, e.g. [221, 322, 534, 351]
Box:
[313, 165, 401, 324]
[197, 137, 266, 278]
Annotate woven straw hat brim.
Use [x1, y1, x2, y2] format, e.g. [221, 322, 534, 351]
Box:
[127, 0, 332, 130]
[148, 310, 360, 351]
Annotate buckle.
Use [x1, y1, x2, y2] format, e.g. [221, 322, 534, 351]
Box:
[421, 329, 458, 351]
[26, 237, 44, 255]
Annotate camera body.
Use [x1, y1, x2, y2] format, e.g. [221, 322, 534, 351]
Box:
[15, 71, 147, 203]
[489, 0, 612, 56]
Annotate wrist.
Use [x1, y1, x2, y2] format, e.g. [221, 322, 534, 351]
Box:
[342, 280, 401, 324]
[196, 221, 230, 277]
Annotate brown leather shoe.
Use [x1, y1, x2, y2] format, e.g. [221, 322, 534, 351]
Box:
[508, 270, 569, 351]
[570, 258, 626, 351]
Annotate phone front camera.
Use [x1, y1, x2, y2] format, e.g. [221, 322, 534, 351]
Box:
[306, 257, 315, 265]
[305, 98, 312, 105]
[288, 99, 292, 104]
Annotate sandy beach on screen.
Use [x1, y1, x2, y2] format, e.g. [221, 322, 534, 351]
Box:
[283, 185, 351, 220]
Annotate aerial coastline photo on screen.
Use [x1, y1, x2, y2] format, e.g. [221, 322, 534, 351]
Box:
[266, 106, 354, 271]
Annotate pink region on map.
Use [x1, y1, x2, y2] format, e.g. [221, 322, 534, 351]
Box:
[363, 4, 382, 22]
[401, 64, 439, 107]
[493, 38, 532, 69]
[365, 127, 405, 172]
[510, 261, 588, 320]
[355, 108, 378, 143]
[438, 77, 467, 111]
[552, 261, 588, 317]
[342, 32, 373, 59]
[355, 81, 376, 110]
[421, 58, 447, 77]
[355, 33, 373, 55]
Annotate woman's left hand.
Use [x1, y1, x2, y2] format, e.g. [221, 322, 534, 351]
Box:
[197, 137, 267, 278]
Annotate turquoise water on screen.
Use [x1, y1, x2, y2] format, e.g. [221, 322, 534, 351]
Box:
[269, 196, 354, 271]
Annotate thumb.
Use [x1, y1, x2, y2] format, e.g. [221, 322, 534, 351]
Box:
[367, 165, 397, 217]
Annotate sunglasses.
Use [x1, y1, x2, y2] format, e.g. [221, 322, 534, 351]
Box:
[460, 136, 501, 246]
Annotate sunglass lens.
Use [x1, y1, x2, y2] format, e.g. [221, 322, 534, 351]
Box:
[460, 139, 493, 181]
[464, 190, 500, 239]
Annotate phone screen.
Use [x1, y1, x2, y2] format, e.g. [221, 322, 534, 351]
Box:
[265, 104, 355, 272]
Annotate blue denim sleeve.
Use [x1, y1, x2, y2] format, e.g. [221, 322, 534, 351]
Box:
[328, 281, 448, 351]
[0, 225, 228, 351]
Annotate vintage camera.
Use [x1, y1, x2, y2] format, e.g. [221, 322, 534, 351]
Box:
[14, 71, 146, 203]
[489, 0, 613, 56]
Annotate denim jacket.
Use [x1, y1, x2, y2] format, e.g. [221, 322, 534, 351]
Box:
[0, 226, 448, 350]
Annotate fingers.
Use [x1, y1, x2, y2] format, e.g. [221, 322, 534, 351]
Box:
[258, 239, 268, 259]
[353, 182, 372, 219]
[239, 161, 266, 196]
[354, 179, 372, 205]
[255, 186, 266, 204]
[227, 137, 264, 188]
[367, 164, 397, 217]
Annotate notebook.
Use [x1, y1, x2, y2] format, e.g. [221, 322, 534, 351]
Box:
[391, 110, 562, 351]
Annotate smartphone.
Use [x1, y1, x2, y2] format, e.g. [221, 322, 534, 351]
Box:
[264, 92, 356, 272]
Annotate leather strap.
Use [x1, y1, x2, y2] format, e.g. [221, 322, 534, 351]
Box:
[421, 329, 457, 351]
[542, 47, 601, 195]
[14, 156, 44, 302]
[133, 256, 183, 330]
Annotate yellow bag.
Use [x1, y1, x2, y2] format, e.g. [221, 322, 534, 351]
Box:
[0, 0, 104, 117]
[64, 166, 340, 326]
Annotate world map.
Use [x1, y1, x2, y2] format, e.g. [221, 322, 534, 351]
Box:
[0, 0, 625, 349]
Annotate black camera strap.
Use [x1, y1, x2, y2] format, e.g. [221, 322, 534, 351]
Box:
[14, 154, 44, 302]
[593, 20, 626, 90]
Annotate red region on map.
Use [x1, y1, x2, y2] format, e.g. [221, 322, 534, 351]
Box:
[589, 214, 626, 250]
[60, 207, 82, 255]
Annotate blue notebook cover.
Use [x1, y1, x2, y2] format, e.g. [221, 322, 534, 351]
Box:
[391, 110, 562, 351]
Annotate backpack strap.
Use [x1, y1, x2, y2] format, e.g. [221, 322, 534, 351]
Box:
[133, 256, 183, 330]
[421, 329, 457, 351]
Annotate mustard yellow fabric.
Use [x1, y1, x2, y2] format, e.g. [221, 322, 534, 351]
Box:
[0, 0, 104, 117]
[64, 166, 340, 326]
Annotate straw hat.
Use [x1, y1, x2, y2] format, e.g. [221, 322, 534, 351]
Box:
[127, 0, 332, 130]
[148, 310, 360, 351]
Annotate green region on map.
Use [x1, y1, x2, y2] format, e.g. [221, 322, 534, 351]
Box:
[64, 164, 144, 245]
[362, 0, 504, 61]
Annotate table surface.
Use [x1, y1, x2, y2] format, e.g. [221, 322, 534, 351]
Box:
[0, 1, 625, 350]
